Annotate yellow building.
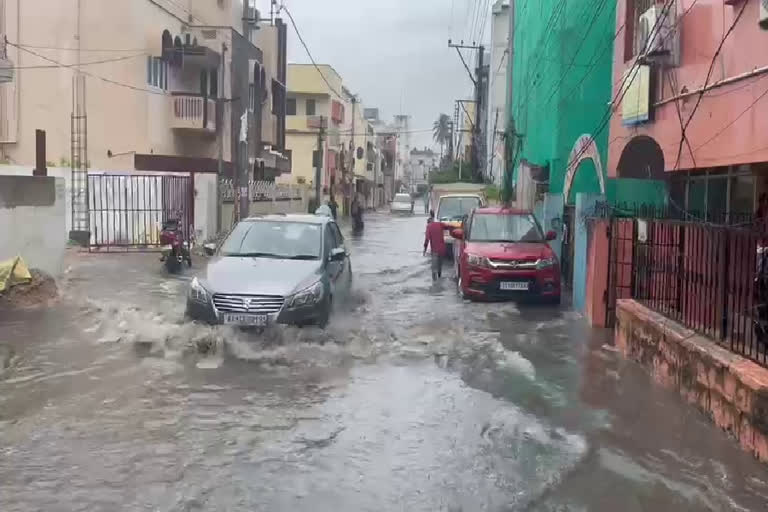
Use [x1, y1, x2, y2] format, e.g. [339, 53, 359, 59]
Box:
[281, 64, 344, 190]
[282, 63, 379, 210]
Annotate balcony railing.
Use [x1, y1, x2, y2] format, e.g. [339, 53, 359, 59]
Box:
[170, 93, 216, 134]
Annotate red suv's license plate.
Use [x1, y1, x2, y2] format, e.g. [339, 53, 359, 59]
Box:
[500, 281, 529, 291]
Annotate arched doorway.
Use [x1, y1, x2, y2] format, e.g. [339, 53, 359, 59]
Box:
[561, 134, 606, 290]
[614, 135, 667, 207]
[616, 135, 665, 180]
[563, 134, 606, 204]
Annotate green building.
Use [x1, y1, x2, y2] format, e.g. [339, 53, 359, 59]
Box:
[507, 0, 662, 209]
[506, 0, 662, 307]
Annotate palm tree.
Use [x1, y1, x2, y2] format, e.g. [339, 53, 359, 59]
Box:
[432, 113, 451, 165]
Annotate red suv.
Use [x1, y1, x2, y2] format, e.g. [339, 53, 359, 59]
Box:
[451, 207, 561, 303]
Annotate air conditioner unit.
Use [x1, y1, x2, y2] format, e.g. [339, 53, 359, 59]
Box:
[246, 7, 260, 24]
[760, 0, 768, 29]
[637, 3, 679, 66]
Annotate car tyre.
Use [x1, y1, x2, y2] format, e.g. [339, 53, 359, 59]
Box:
[317, 296, 332, 329]
[165, 256, 181, 274]
[456, 271, 467, 300]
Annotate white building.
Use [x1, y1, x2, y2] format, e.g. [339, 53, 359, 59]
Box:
[487, 0, 510, 186]
[408, 148, 436, 192]
[393, 114, 410, 190]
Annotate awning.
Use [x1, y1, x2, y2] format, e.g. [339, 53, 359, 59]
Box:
[134, 154, 232, 174]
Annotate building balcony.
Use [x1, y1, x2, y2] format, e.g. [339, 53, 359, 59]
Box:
[170, 93, 216, 134]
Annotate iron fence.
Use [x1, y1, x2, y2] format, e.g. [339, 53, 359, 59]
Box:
[219, 179, 305, 202]
[608, 214, 768, 368]
[88, 174, 193, 250]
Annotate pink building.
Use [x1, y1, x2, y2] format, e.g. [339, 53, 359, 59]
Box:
[609, 0, 768, 219]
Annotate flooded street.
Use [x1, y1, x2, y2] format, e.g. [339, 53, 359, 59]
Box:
[1, 210, 768, 511]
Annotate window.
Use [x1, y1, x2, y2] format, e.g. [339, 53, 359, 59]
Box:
[436, 196, 481, 221]
[146, 56, 168, 90]
[624, 0, 655, 62]
[286, 98, 296, 115]
[306, 98, 316, 116]
[331, 222, 344, 246]
[271, 79, 285, 115]
[220, 221, 322, 259]
[323, 224, 335, 259]
[468, 214, 544, 243]
[730, 175, 755, 220]
[249, 83, 256, 112]
[199, 70, 208, 97]
[209, 69, 218, 98]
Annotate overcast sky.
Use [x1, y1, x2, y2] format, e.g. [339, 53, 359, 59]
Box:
[255, 0, 491, 149]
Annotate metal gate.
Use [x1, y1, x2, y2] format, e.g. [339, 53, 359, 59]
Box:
[561, 205, 575, 290]
[605, 217, 636, 326]
[88, 174, 193, 250]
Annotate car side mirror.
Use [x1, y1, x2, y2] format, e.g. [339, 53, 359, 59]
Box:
[203, 243, 217, 256]
[329, 247, 346, 262]
[545, 230, 557, 241]
[451, 228, 464, 240]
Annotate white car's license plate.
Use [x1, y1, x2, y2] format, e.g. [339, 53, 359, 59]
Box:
[223, 313, 268, 326]
[500, 281, 529, 291]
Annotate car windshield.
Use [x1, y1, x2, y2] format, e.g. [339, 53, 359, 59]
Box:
[394, 194, 411, 202]
[219, 220, 322, 259]
[468, 213, 544, 243]
[437, 197, 480, 221]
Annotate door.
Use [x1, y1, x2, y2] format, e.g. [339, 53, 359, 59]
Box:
[330, 221, 351, 295]
[453, 214, 469, 281]
[561, 205, 576, 290]
[325, 222, 348, 297]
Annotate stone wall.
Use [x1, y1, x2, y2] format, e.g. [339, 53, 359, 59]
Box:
[615, 299, 768, 463]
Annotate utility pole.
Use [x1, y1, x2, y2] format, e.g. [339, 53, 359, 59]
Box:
[488, 109, 499, 183]
[503, 0, 516, 201]
[315, 115, 326, 207]
[238, 111, 250, 222]
[348, 96, 357, 215]
[474, 45, 485, 182]
[448, 39, 485, 183]
[216, 42, 227, 233]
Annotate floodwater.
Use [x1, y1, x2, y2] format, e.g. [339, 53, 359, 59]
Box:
[1, 207, 767, 511]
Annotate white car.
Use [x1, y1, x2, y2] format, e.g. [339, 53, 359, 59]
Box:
[391, 193, 414, 215]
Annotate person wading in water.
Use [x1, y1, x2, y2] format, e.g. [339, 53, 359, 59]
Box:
[423, 210, 446, 280]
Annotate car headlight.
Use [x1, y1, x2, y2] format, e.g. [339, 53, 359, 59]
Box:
[537, 257, 556, 269]
[189, 277, 209, 303]
[287, 281, 324, 308]
[466, 253, 489, 268]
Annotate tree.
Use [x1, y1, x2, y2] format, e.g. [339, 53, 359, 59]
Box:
[432, 113, 451, 165]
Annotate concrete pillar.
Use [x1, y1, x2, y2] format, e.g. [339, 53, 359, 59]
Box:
[573, 193, 605, 314]
[585, 218, 611, 327]
[541, 193, 564, 260]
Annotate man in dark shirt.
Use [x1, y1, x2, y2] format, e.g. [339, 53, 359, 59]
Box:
[423, 210, 446, 280]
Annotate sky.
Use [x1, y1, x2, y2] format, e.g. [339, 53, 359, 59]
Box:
[255, 0, 493, 149]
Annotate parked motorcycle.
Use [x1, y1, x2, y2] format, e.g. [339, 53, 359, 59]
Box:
[159, 219, 192, 273]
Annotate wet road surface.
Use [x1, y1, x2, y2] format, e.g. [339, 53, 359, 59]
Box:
[1, 209, 768, 511]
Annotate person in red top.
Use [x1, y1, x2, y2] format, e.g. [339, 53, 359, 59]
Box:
[423, 210, 447, 280]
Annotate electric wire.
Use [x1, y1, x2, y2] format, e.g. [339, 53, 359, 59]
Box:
[672, 0, 748, 171]
[277, 3, 345, 101]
